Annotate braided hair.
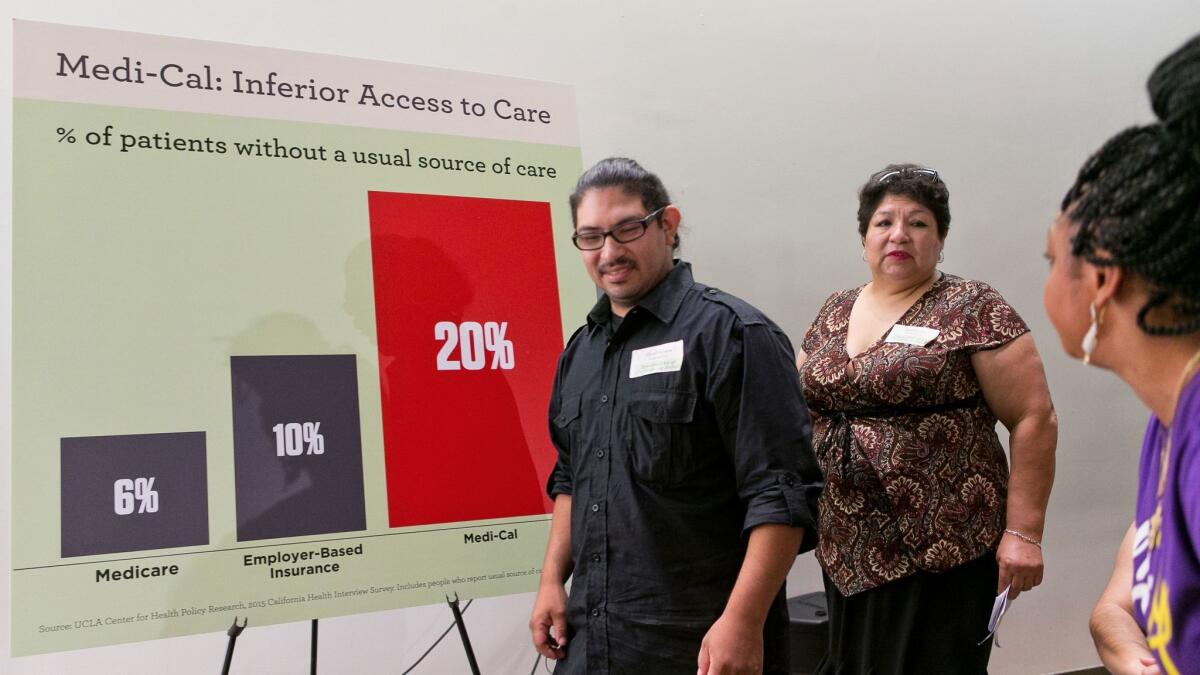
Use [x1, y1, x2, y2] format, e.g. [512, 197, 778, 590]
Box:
[1063, 33, 1200, 335]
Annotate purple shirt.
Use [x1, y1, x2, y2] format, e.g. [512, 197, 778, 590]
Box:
[1133, 375, 1200, 672]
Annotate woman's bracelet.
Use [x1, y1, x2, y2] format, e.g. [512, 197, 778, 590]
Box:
[1004, 528, 1042, 549]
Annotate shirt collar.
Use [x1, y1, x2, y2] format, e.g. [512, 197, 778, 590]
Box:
[586, 260, 693, 333]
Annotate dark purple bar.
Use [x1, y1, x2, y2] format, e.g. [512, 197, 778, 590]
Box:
[230, 354, 366, 541]
[61, 431, 209, 557]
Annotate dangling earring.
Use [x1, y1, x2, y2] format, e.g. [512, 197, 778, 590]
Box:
[938, 250, 945, 263]
[861, 249, 866, 261]
[1082, 304, 1105, 365]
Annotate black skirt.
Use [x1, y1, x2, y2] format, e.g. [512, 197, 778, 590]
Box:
[815, 551, 998, 675]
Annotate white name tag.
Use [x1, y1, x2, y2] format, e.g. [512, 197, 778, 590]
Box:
[629, 340, 684, 378]
[884, 324, 940, 346]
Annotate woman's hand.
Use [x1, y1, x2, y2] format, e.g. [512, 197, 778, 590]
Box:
[996, 531, 1044, 599]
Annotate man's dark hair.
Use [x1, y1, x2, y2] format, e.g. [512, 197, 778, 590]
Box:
[1063, 33, 1200, 335]
[856, 163, 951, 240]
[569, 157, 678, 250]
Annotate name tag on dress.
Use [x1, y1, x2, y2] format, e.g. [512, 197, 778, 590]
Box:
[884, 324, 940, 346]
[629, 340, 684, 378]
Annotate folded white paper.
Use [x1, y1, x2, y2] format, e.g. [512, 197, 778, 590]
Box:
[980, 583, 1012, 647]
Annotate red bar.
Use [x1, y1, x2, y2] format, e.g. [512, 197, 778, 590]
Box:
[368, 192, 563, 527]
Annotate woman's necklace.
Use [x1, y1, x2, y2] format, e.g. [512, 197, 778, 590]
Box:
[1157, 345, 1200, 499]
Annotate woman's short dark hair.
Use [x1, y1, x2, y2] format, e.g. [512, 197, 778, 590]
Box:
[569, 157, 678, 250]
[1062, 33, 1200, 335]
[856, 163, 951, 240]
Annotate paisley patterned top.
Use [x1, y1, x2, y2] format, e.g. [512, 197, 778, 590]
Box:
[800, 274, 1028, 596]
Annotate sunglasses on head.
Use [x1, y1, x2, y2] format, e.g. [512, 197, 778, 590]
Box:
[871, 167, 940, 184]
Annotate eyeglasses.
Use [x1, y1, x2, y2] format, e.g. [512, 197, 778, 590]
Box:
[572, 207, 666, 251]
[871, 167, 940, 184]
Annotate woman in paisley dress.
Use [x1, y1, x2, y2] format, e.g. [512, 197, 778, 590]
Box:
[797, 165, 1058, 673]
[1047, 35, 1200, 675]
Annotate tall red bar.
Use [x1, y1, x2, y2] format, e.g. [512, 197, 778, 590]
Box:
[368, 192, 563, 527]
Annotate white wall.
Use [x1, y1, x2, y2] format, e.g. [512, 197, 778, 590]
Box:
[4, 2, 1199, 673]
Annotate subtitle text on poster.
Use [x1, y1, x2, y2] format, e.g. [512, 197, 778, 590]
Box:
[48, 124, 558, 178]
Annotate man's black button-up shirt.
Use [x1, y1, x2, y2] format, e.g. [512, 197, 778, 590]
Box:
[546, 262, 822, 674]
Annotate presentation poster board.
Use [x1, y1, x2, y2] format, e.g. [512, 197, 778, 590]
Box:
[10, 20, 590, 656]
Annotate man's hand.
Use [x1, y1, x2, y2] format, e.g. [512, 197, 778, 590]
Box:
[697, 613, 762, 675]
[997, 531, 1043, 600]
[697, 524, 800, 674]
[529, 582, 569, 660]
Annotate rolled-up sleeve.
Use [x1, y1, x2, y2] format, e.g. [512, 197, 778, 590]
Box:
[545, 355, 575, 498]
[710, 321, 823, 553]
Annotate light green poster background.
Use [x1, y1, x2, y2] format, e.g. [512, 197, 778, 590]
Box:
[11, 97, 589, 655]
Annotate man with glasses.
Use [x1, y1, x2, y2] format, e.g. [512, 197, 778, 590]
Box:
[529, 157, 822, 674]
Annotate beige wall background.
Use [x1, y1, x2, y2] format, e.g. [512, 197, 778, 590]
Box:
[3, 2, 1199, 673]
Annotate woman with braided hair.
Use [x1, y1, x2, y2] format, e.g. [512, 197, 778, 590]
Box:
[1043, 33, 1200, 674]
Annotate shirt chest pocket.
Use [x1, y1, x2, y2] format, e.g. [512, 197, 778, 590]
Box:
[625, 390, 697, 487]
[552, 394, 583, 470]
